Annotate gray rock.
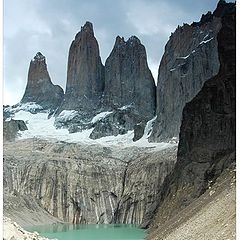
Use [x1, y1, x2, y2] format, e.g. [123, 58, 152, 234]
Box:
[3, 119, 28, 141]
[103, 36, 156, 119]
[21, 52, 64, 111]
[133, 122, 146, 142]
[89, 107, 142, 139]
[3, 139, 177, 225]
[150, 12, 222, 141]
[142, 2, 236, 228]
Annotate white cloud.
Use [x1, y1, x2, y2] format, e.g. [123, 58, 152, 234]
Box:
[125, 0, 177, 37]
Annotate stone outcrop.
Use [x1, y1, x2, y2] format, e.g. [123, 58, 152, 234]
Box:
[3, 139, 177, 225]
[89, 107, 144, 140]
[21, 52, 64, 110]
[3, 217, 54, 240]
[59, 21, 104, 115]
[3, 119, 28, 142]
[103, 36, 156, 119]
[88, 36, 156, 139]
[143, 2, 235, 230]
[150, 0, 235, 142]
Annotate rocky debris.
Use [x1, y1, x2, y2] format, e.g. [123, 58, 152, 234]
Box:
[150, 1, 235, 142]
[3, 139, 177, 225]
[89, 107, 143, 139]
[21, 52, 64, 111]
[103, 35, 156, 119]
[58, 21, 104, 114]
[3, 216, 55, 240]
[143, 2, 235, 230]
[147, 169, 236, 240]
[3, 119, 28, 141]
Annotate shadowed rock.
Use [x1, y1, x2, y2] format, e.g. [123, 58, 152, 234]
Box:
[3, 119, 28, 141]
[149, 1, 235, 141]
[142, 2, 236, 230]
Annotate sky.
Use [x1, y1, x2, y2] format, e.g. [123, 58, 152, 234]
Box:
[3, 0, 221, 105]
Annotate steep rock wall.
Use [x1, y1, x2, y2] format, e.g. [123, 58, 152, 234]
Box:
[143, 3, 236, 232]
[3, 139, 177, 225]
[59, 22, 104, 115]
[103, 36, 156, 119]
[150, 1, 235, 142]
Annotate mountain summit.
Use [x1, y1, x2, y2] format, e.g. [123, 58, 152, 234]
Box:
[59, 21, 104, 114]
[21, 52, 64, 110]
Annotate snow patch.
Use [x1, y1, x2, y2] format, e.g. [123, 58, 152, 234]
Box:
[11, 111, 177, 150]
[118, 104, 133, 110]
[177, 54, 190, 60]
[57, 110, 79, 122]
[170, 68, 176, 72]
[199, 37, 214, 45]
[91, 111, 113, 124]
[203, 33, 209, 40]
[5, 102, 43, 114]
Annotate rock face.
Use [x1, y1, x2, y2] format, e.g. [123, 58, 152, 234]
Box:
[21, 52, 64, 110]
[59, 22, 104, 114]
[55, 24, 156, 140]
[3, 119, 28, 141]
[88, 36, 156, 139]
[89, 107, 143, 139]
[103, 36, 156, 119]
[143, 2, 235, 230]
[3, 139, 177, 225]
[150, 0, 235, 142]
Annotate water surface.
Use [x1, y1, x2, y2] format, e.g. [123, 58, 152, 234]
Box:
[27, 223, 146, 240]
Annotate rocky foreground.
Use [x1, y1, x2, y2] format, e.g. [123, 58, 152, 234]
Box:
[3, 217, 55, 240]
[148, 168, 236, 240]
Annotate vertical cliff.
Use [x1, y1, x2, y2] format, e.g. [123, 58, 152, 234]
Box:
[143, 2, 236, 235]
[89, 36, 156, 139]
[59, 21, 104, 114]
[104, 36, 156, 119]
[21, 52, 64, 110]
[3, 139, 177, 225]
[150, 0, 235, 142]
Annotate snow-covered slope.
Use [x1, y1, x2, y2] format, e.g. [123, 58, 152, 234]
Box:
[9, 105, 177, 149]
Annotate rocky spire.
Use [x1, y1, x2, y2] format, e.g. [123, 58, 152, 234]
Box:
[103, 35, 156, 119]
[21, 52, 64, 110]
[60, 21, 104, 113]
[213, 0, 235, 17]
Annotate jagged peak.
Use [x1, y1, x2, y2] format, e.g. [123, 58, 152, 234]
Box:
[217, 0, 226, 6]
[75, 21, 94, 39]
[127, 36, 141, 45]
[32, 52, 45, 62]
[115, 36, 125, 45]
[82, 21, 93, 32]
[213, 0, 235, 17]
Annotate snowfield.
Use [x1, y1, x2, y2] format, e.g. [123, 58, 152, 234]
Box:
[11, 108, 177, 149]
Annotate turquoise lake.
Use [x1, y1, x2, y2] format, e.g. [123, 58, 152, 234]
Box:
[26, 224, 147, 240]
